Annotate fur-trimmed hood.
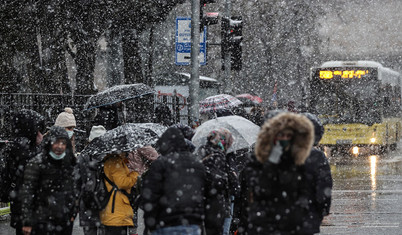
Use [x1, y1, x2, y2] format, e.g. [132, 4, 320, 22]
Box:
[255, 112, 314, 165]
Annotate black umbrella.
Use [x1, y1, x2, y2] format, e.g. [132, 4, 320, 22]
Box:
[84, 83, 155, 110]
[81, 123, 167, 162]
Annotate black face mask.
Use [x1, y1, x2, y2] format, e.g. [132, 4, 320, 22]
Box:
[279, 140, 291, 148]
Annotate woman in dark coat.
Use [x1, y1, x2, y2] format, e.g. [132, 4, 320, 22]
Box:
[238, 112, 314, 235]
[198, 128, 235, 235]
[5, 109, 45, 235]
[20, 126, 77, 235]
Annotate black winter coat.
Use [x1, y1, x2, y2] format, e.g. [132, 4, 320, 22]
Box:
[141, 127, 206, 231]
[20, 152, 77, 226]
[238, 152, 309, 235]
[301, 148, 333, 234]
[199, 143, 233, 235]
[6, 109, 45, 228]
[76, 150, 101, 228]
[20, 127, 77, 227]
[7, 137, 41, 228]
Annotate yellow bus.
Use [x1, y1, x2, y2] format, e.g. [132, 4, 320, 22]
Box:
[309, 61, 402, 156]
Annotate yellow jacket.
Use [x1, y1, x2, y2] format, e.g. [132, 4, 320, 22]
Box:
[100, 154, 139, 226]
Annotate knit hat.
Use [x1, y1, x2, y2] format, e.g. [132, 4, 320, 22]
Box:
[55, 107, 76, 128]
[89, 125, 107, 142]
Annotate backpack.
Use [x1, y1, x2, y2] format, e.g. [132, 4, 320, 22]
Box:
[0, 142, 16, 203]
[81, 158, 136, 213]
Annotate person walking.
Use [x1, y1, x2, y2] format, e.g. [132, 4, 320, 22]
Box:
[140, 127, 207, 235]
[301, 112, 333, 234]
[76, 125, 107, 235]
[99, 152, 140, 235]
[238, 112, 314, 235]
[54, 107, 77, 153]
[197, 128, 235, 235]
[4, 109, 45, 235]
[20, 126, 77, 235]
[126, 145, 159, 235]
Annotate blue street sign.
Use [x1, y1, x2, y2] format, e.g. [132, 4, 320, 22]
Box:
[175, 17, 207, 66]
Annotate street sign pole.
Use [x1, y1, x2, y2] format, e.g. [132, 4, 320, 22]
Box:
[189, 0, 200, 126]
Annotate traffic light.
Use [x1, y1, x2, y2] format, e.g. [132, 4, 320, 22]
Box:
[200, 0, 218, 31]
[228, 16, 243, 71]
[221, 16, 243, 71]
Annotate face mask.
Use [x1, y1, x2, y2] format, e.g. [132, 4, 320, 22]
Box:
[279, 140, 291, 148]
[66, 130, 74, 139]
[49, 150, 66, 160]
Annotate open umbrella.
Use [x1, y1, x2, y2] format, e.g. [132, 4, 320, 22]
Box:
[81, 123, 167, 161]
[236, 93, 263, 106]
[84, 83, 155, 110]
[192, 115, 260, 153]
[199, 94, 243, 114]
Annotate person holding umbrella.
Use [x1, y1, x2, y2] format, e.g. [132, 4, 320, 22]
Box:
[76, 125, 107, 235]
[198, 128, 237, 235]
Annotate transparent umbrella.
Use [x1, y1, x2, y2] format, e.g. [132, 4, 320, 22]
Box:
[192, 115, 260, 153]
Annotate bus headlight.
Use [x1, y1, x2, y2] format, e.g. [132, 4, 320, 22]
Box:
[370, 138, 376, 143]
[352, 146, 359, 155]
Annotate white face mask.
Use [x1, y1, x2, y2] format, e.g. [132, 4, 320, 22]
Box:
[49, 150, 66, 160]
[66, 130, 74, 139]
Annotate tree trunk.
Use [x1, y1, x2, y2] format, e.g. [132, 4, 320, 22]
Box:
[122, 29, 143, 84]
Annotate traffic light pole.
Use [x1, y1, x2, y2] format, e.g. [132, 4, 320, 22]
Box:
[189, 0, 201, 126]
[223, 0, 232, 93]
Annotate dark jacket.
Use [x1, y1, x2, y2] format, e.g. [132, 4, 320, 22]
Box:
[92, 105, 121, 130]
[6, 109, 45, 228]
[302, 148, 332, 234]
[301, 112, 333, 234]
[199, 143, 232, 235]
[238, 112, 314, 235]
[76, 141, 101, 228]
[141, 127, 206, 231]
[20, 126, 77, 227]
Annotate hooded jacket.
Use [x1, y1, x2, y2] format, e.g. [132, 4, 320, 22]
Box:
[100, 153, 139, 227]
[239, 112, 314, 235]
[141, 127, 206, 231]
[6, 109, 45, 228]
[20, 126, 77, 227]
[301, 112, 333, 234]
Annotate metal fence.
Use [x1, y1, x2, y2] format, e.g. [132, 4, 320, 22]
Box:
[0, 93, 91, 139]
[154, 90, 190, 125]
[0, 92, 191, 140]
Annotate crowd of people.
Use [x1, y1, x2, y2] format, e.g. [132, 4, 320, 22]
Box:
[2, 104, 332, 235]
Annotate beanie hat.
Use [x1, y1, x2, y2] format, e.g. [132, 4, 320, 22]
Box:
[89, 125, 107, 142]
[55, 107, 76, 128]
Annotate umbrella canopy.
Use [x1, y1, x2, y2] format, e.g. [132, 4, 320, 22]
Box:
[81, 123, 167, 161]
[236, 93, 263, 106]
[84, 83, 155, 110]
[199, 94, 243, 114]
[192, 115, 260, 153]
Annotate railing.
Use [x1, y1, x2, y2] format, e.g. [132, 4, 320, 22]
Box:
[0, 92, 191, 140]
